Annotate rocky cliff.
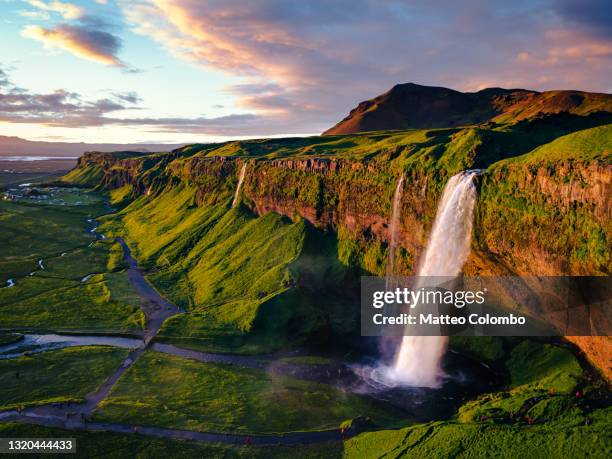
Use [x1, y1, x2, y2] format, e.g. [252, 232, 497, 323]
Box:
[61, 121, 611, 377]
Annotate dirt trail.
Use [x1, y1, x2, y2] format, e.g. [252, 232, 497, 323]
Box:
[0, 226, 357, 445]
[69, 234, 183, 413]
[115, 238, 182, 344]
[0, 411, 350, 446]
[0, 230, 180, 419]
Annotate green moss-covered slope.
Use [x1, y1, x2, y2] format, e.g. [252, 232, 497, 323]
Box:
[60, 117, 611, 357]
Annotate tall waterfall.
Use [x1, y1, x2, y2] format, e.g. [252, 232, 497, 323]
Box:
[231, 163, 247, 208]
[386, 174, 405, 286]
[389, 170, 480, 387]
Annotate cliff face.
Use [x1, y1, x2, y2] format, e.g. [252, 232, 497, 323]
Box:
[476, 162, 611, 276]
[71, 151, 181, 193]
[72, 140, 611, 278]
[62, 124, 612, 377]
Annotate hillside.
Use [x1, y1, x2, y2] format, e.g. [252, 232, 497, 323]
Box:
[59, 117, 612, 374]
[323, 83, 612, 135]
[3, 102, 610, 457]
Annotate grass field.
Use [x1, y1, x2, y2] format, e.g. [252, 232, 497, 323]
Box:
[0, 187, 144, 333]
[0, 333, 23, 346]
[0, 423, 342, 458]
[343, 339, 610, 458]
[0, 346, 128, 410]
[93, 351, 408, 434]
[343, 410, 611, 458]
[457, 340, 584, 423]
[0, 199, 102, 279]
[0, 272, 144, 332]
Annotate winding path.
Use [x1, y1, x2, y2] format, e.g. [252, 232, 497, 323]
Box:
[0, 217, 358, 446]
[0, 410, 351, 445]
[115, 237, 182, 344]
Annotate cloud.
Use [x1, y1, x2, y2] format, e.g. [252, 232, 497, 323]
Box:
[0, 65, 131, 124]
[554, 0, 612, 39]
[115, 0, 610, 134]
[112, 91, 142, 104]
[7, 0, 612, 137]
[26, 0, 84, 20]
[20, 1, 130, 69]
[544, 29, 612, 63]
[0, 69, 10, 88]
[0, 65, 283, 135]
[21, 23, 125, 67]
[0, 73, 130, 125]
[225, 83, 296, 112]
[19, 10, 51, 20]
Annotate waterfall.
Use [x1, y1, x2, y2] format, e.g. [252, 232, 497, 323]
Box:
[386, 174, 405, 286]
[388, 170, 480, 388]
[231, 163, 247, 208]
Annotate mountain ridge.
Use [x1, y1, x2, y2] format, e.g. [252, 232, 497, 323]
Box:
[0, 135, 185, 156]
[323, 83, 612, 135]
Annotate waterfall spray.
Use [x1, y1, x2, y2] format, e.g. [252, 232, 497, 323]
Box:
[387, 170, 481, 387]
[386, 174, 405, 287]
[231, 163, 247, 208]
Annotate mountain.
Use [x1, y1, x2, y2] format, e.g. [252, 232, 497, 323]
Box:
[0, 135, 185, 157]
[323, 83, 612, 135]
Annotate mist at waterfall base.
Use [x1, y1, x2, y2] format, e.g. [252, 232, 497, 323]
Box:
[352, 170, 482, 391]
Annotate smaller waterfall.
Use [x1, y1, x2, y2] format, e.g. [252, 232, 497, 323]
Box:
[231, 163, 247, 208]
[386, 174, 405, 286]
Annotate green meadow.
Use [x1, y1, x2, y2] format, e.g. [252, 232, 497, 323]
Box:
[0, 191, 144, 333]
[0, 113, 609, 458]
[0, 346, 128, 410]
[0, 423, 341, 458]
[344, 339, 610, 458]
[93, 351, 406, 434]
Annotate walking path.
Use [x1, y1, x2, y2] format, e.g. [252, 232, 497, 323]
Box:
[115, 237, 182, 344]
[0, 411, 350, 445]
[0, 217, 356, 445]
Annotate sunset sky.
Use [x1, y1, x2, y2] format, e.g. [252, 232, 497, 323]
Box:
[1, 0, 610, 143]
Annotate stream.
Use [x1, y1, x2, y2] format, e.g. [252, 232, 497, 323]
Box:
[0, 199, 504, 438]
[0, 334, 141, 359]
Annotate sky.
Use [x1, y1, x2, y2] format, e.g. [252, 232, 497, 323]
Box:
[0, 0, 610, 143]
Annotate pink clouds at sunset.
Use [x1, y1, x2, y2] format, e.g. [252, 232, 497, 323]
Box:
[26, 0, 84, 20]
[2, 0, 611, 140]
[21, 23, 125, 67]
[119, 0, 612, 118]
